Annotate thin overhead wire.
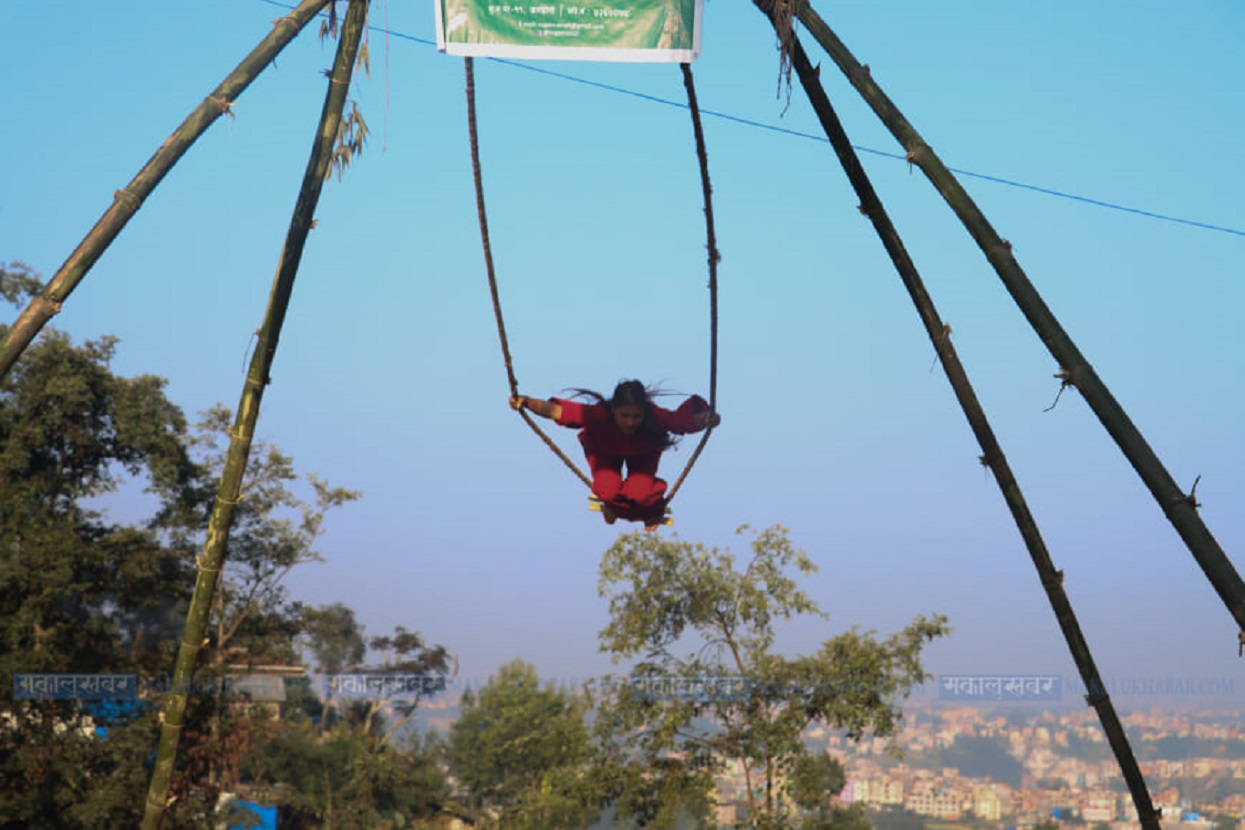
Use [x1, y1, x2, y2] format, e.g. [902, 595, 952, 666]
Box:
[258, 0, 1245, 238]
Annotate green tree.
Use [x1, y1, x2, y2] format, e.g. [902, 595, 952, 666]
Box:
[791, 754, 871, 830]
[870, 806, 926, 830]
[448, 659, 601, 829]
[1212, 815, 1240, 830]
[1, 265, 204, 824]
[791, 753, 847, 817]
[302, 601, 368, 676]
[188, 404, 361, 671]
[803, 803, 873, 830]
[593, 526, 949, 830]
[2, 263, 443, 827]
[244, 605, 455, 828]
[241, 710, 453, 830]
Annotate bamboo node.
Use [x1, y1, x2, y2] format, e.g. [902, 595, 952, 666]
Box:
[194, 554, 220, 574]
[1083, 691, 1109, 708]
[1238, 631, 1244, 657]
[35, 295, 63, 316]
[209, 96, 237, 119]
[929, 323, 952, 372]
[977, 450, 1001, 470]
[987, 239, 1014, 261]
[112, 188, 139, 206]
[1043, 368, 1077, 412]
[1069, 363, 1091, 387]
[215, 492, 242, 506]
[1184, 474, 1203, 510]
[904, 144, 930, 171]
[1041, 569, 1064, 589]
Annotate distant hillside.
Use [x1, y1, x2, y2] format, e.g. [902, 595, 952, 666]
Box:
[1137, 737, 1245, 761]
[909, 735, 1024, 788]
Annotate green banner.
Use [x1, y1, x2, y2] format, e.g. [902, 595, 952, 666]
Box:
[436, 0, 702, 62]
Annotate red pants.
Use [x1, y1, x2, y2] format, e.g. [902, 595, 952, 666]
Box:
[586, 450, 667, 524]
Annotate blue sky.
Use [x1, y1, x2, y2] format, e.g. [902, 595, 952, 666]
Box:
[3, 1, 1243, 707]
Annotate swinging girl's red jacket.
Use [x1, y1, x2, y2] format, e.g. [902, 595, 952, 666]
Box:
[552, 395, 710, 460]
[552, 395, 710, 518]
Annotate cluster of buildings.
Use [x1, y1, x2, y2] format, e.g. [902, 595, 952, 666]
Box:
[810, 706, 1245, 826]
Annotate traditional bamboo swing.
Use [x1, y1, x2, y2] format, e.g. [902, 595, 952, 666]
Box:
[464, 56, 720, 526]
[0, 2, 1241, 828]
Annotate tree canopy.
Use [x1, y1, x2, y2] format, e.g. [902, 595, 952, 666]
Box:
[592, 526, 950, 829]
[1, 262, 450, 827]
[449, 659, 601, 829]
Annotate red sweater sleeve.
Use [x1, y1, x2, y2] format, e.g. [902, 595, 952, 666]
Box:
[654, 394, 710, 435]
[552, 398, 608, 429]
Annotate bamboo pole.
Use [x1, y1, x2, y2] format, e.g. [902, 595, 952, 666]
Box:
[139, 3, 370, 827]
[764, 15, 1162, 826]
[0, 0, 331, 381]
[790, 1, 1245, 637]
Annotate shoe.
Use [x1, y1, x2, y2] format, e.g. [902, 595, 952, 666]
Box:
[601, 503, 618, 525]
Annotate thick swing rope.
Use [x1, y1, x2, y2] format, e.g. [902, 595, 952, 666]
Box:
[465, 57, 593, 489]
[465, 57, 719, 505]
[666, 62, 720, 506]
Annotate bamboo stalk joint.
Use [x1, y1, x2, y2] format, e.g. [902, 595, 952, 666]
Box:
[986, 239, 1014, 261]
[208, 97, 237, 117]
[34, 295, 63, 316]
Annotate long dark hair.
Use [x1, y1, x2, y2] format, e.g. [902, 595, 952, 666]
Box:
[568, 379, 676, 449]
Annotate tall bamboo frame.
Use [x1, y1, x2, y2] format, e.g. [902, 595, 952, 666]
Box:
[141, 2, 370, 827]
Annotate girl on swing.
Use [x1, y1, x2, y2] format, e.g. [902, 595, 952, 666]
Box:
[510, 380, 720, 530]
